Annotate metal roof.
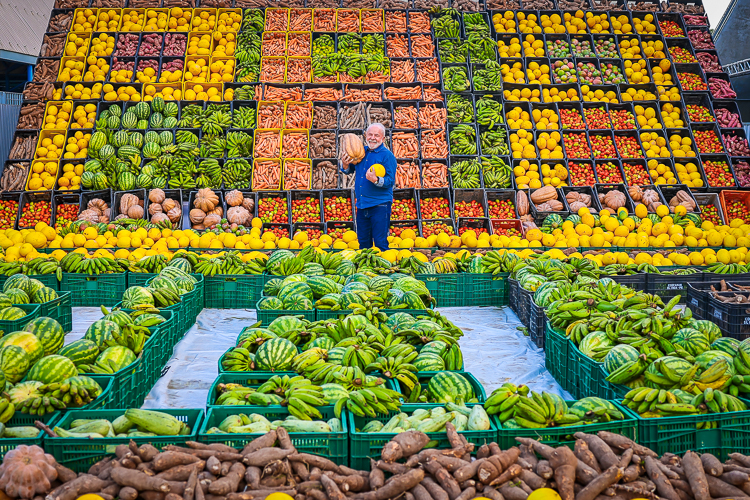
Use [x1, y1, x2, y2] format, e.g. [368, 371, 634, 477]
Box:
[0, 0, 54, 60]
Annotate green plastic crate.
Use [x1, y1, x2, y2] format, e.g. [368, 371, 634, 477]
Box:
[127, 272, 156, 287]
[256, 305, 316, 327]
[198, 406, 348, 465]
[634, 399, 750, 460]
[44, 408, 204, 472]
[0, 411, 60, 461]
[464, 273, 508, 307]
[0, 273, 59, 291]
[187, 273, 204, 320]
[597, 365, 633, 400]
[205, 274, 264, 309]
[393, 371, 487, 403]
[83, 354, 144, 409]
[545, 324, 569, 392]
[316, 309, 352, 321]
[60, 272, 127, 307]
[207, 372, 298, 407]
[493, 400, 638, 449]
[141, 311, 176, 389]
[415, 273, 461, 307]
[38, 291, 72, 333]
[567, 342, 604, 399]
[348, 403, 497, 470]
[0, 304, 40, 336]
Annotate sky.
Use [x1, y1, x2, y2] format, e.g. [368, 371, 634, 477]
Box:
[706, 0, 731, 28]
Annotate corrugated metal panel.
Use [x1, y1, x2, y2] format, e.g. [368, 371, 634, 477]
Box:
[0, 102, 21, 166]
[0, 92, 23, 106]
[0, 0, 54, 58]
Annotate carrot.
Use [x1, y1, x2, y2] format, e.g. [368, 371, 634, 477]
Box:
[394, 105, 418, 129]
[282, 132, 309, 158]
[386, 11, 407, 32]
[258, 102, 284, 128]
[419, 103, 446, 129]
[287, 58, 311, 83]
[313, 74, 337, 83]
[387, 34, 409, 57]
[337, 9, 359, 32]
[365, 71, 389, 83]
[264, 85, 303, 101]
[385, 85, 422, 100]
[304, 87, 342, 101]
[260, 57, 286, 83]
[287, 32, 311, 56]
[265, 9, 288, 31]
[314, 9, 335, 31]
[393, 132, 419, 159]
[254, 130, 281, 158]
[253, 160, 282, 190]
[283, 159, 311, 189]
[423, 161, 448, 187]
[262, 32, 286, 56]
[416, 59, 440, 84]
[410, 34, 434, 57]
[396, 160, 421, 188]
[421, 129, 448, 158]
[423, 86, 444, 102]
[390, 59, 415, 83]
[289, 9, 312, 31]
[285, 103, 312, 128]
[408, 12, 430, 33]
[345, 86, 381, 101]
[361, 9, 384, 32]
[339, 73, 363, 83]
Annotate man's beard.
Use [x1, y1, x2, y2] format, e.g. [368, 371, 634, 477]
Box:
[367, 140, 382, 148]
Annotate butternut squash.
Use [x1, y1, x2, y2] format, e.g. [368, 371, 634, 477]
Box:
[341, 133, 365, 163]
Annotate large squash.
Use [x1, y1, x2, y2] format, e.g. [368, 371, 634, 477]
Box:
[530, 186, 557, 204]
[340, 134, 365, 163]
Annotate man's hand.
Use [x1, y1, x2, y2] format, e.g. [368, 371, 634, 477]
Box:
[366, 168, 378, 183]
[340, 153, 352, 169]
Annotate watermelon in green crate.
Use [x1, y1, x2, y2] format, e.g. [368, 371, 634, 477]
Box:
[26, 354, 77, 384]
[0, 345, 30, 382]
[84, 319, 120, 349]
[254, 338, 296, 371]
[0, 307, 26, 320]
[24, 317, 64, 355]
[603, 344, 640, 375]
[32, 287, 57, 304]
[58, 339, 99, 366]
[0, 331, 44, 365]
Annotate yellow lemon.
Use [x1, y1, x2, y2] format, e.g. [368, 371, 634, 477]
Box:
[528, 489, 562, 500]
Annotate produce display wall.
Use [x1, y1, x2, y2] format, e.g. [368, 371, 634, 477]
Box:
[6, 0, 750, 245]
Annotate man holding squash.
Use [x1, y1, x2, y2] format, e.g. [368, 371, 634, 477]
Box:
[340, 123, 397, 250]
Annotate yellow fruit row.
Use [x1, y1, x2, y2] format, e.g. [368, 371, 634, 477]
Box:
[70, 7, 241, 33]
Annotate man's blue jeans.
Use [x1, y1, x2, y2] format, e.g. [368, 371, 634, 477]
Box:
[356, 203, 392, 250]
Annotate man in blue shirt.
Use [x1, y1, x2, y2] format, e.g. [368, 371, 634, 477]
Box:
[340, 123, 397, 250]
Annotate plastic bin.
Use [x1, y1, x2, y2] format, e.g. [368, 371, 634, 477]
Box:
[0, 412, 59, 461]
[567, 341, 605, 399]
[708, 291, 750, 340]
[545, 324, 569, 391]
[0, 304, 40, 336]
[38, 290, 73, 333]
[60, 271, 127, 307]
[205, 274, 265, 309]
[686, 281, 725, 319]
[529, 299, 546, 350]
[646, 269, 704, 304]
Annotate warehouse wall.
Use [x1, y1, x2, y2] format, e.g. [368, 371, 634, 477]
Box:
[0, 92, 22, 166]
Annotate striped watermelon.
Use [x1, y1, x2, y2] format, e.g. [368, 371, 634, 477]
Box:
[58, 339, 100, 366]
[84, 320, 120, 349]
[278, 282, 313, 302]
[341, 282, 369, 294]
[414, 353, 445, 371]
[579, 331, 614, 359]
[264, 279, 283, 296]
[254, 337, 296, 371]
[257, 296, 283, 310]
[24, 317, 64, 355]
[0, 307, 26, 320]
[385, 312, 415, 332]
[26, 354, 78, 384]
[5, 289, 29, 305]
[327, 346, 345, 365]
[166, 258, 193, 273]
[3, 275, 31, 294]
[112, 130, 129, 147]
[345, 273, 371, 287]
[104, 309, 134, 328]
[31, 287, 58, 304]
[268, 316, 306, 337]
[321, 383, 349, 404]
[335, 261, 356, 276]
[603, 344, 640, 374]
[305, 336, 335, 351]
[421, 341, 448, 358]
[26, 279, 44, 297]
[427, 371, 476, 404]
[0, 345, 29, 383]
[693, 320, 723, 344]
[266, 250, 294, 274]
[118, 172, 137, 190]
[129, 131, 144, 148]
[368, 276, 393, 293]
[674, 328, 710, 357]
[96, 346, 137, 372]
[282, 274, 308, 286]
[122, 287, 154, 309]
[339, 292, 364, 308]
[0, 294, 11, 309]
[0, 331, 44, 365]
[307, 276, 339, 299]
[159, 267, 191, 281]
[302, 263, 325, 276]
[283, 295, 312, 310]
[711, 337, 739, 356]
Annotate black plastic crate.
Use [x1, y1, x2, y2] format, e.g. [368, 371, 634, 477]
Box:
[509, 277, 519, 314]
[518, 286, 533, 327]
[646, 269, 703, 304]
[529, 299, 546, 350]
[708, 291, 750, 340]
[609, 272, 647, 291]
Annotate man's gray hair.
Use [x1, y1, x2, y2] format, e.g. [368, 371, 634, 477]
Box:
[367, 123, 386, 136]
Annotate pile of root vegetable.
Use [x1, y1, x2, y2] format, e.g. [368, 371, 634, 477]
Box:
[18, 427, 750, 500]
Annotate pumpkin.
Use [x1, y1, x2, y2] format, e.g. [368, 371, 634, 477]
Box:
[565, 191, 592, 207]
[209, 207, 223, 217]
[537, 200, 564, 211]
[226, 190, 244, 207]
[120, 193, 138, 214]
[189, 208, 206, 224]
[148, 203, 163, 215]
[167, 207, 181, 223]
[88, 198, 108, 211]
[517, 191, 529, 216]
[340, 133, 365, 163]
[569, 201, 586, 212]
[228, 206, 250, 225]
[149, 188, 165, 204]
[204, 214, 221, 227]
[127, 204, 144, 219]
[242, 197, 255, 213]
[151, 212, 169, 224]
[642, 189, 660, 206]
[195, 188, 219, 212]
[628, 185, 643, 202]
[162, 198, 177, 212]
[603, 190, 626, 210]
[530, 186, 557, 204]
[670, 190, 695, 211]
[0, 445, 59, 499]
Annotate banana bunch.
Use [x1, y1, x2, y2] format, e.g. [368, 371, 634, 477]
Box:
[366, 355, 418, 390]
[235, 30, 261, 63]
[256, 375, 328, 421]
[475, 95, 504, 128]
[484, 382, 529, 420]
[362, 34, 384, 54]
[506, 390, 587, 429]
[314, 296, 346, 310]
[232, 107, 256, 129]
[472, 60, 502, 92]
[203, 107, 232, 136]
[707, 262, 749, 274]
[352, 248, 388, 269]
[103, 324, 150, 355]
[128, 254, 168, 274]
[232, 85, 256, 101]
[177, 104, 210, 128]
[0, 398, 14, 423]
[271, 256, 305, 276]
[223, 158, 253, 189]
[431, 11, 460, 38]
[449, 124, 477, 155]
[176, 130, 200, 145]
[434, 258, 458, 273]
[60, 253, 128, 274]
[18, 376, 103, 415]
[622, 387, 699, 418]
[199, 136, 227, 159]
[443, 67, 470, 92]
[334, 384, 403, 419]
[605, 354, 650, 385]
[226, 131, 253, 158]
[317, 251, 345, 274]
[348, 294, 388, 326]
[449, 159, 482, 188]
[22, 256, 62, 277]
[215, 383, 256, 405]
[481, 128, 509, 155]
[467, 32, 495, 63]
[148, 284, 182, 308]
[222, 347, 256, 372]
[481, 156, 512, 188]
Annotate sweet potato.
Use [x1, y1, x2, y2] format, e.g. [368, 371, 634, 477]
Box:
[111, 468, 171, 493]
[153, 453, 202, 472]
[520, 469, 546, 490]
[240, 431, 277, 455]
[424, 459, 461, 500]
[574, 434, 618, 470]
[683, 451, 711, 500]
[500, 482, 529, 500]
[119, 487, 138, 500]
[455, 459, 485, 483]
[577, 466, 624, 500]
[352, 468, 424, 500]
[382, 431, 431, 462]
[209, 463, 244, 496]
[455, 486, 476, 500]
[157, 463, 205, 481]
[701, 454, 723, 477]
[422, 477, 449, 500]
[536, 461, 553, 480]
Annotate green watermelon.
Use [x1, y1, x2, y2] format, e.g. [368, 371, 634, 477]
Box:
[305, 336, 335, 351]
[307, 276, 339, 299]
[339, 291, 365, 308]
[104, 310, 134, 328]
[31, 287, 58, 304]
[321, 383, 349, 404]
[421, 341, 448, 358]
[84, 320, 120, 349]
[135, 101, 151, 119]
[0, 345, 29, 383]
[143, 142, 161, 159]
[335, 261, 356, 276]
[159, 267, 191, 280]
[0, 294, 11, 309]
[0, 331, 44, 365]
[26, 279, 44, 297]
[266, 250, 294, 274]
[603, 344, 640, 374]
[96, 346, 136, 372]
[112, 130, 129, 147]
[693, 320, 723, 344]
[118, 172, 137, 190]
[385, 312, 415, 332]
[264, 278, 283, 296]
[26, 354, 77, 384]
[673, 328, 710, 357]
[268, 316, 306, 337]
[145, 131, 159, 144]
[278, 282, 313, 302]
[163, 101, 178, 117]
[122, 287, 154, 309]
[150, 96, 165, 114]
[341, 282, 369, 294]
[4, 275, 31, 294]
[5, 290, 29, 305]
[166, 258, 192, 273]
[257, 296, 283, 310]
[0, 306, 27, 320]
[427, 371, 476, 404]
[414, 352, 445, 371]
[302, 263, 325, 276]
[121, 112, 137, 129]
[57, 339, 100, 366]
[24, 317, 64, 355]
[129, 131, 144, 148]
[149, 112, 164, 128]
[283, 295, 312, 310]
[711, 337, 739, 356]
[579, 331, 614, 359]
[368, 276, 393, 293]
[159, 130, 173, 146]
[254, 337, 296, 371]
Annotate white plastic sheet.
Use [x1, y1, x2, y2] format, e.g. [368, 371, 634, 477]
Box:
[66, 305, 571, 409]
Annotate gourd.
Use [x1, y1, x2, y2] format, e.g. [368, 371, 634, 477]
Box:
[628, 185, 643, 201]
[189, 209, 206, 225]
[603, 190, 626, 210]
[226, 189, 244, 207]
[204, 214, 221, 227]
[0, 445, 58, 499]
[228, 206, 250, 226]
[530, 186, 557, 204]
[149, 188, 165, 204]
[151, 212, 169, 224]
[119, 193, 139, 215]
[167, 207, 181, 223]
[517, 191, 529, 216]
[341, 134, 365, 163]
[148, 203, 163, 215]
[162, 198, 178, 212]
[195, 188, 219, 212]
[127, 204, 144, 219]
[669, 190, 696, 211]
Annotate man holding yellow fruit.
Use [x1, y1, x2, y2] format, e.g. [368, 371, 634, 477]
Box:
[340, 123, 397, 250]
